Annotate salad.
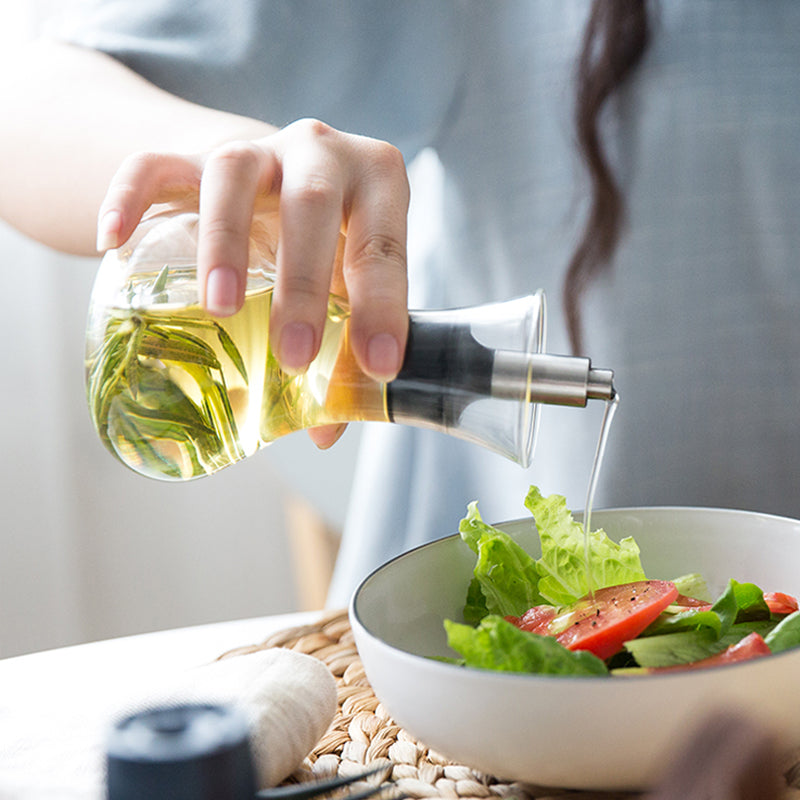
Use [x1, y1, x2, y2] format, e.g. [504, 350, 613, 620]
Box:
[444, 486, 800, 676]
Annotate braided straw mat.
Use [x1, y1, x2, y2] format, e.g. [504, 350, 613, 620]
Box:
[220, 609, 800, 800]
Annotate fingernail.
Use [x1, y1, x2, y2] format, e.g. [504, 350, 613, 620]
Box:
[309, 423, 348, 450]
[278, 322, 315, 373]
[367, 333, 401, 381]
[205, 267, 241, 316]
[96, 210, 122, 252]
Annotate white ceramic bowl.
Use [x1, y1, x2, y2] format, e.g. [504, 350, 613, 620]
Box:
[349, 507, 800, 790]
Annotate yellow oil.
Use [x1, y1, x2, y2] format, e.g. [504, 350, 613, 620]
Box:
[86, 269, 387, 481]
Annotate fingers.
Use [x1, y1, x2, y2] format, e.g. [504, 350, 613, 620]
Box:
[270, 121, 346, 372]
[97, 119, 411, 385]
[341, 136, 410, 381]
[197, 141, 278, 316]
[270, 121, 409, 380]
[96, 151, 202, 251]
[307, 424, 348, 450]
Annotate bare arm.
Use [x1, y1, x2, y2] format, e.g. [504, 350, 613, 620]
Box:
[0, 40, 275, 254]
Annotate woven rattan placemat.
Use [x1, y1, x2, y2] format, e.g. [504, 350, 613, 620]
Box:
[220, 610, 800, 800]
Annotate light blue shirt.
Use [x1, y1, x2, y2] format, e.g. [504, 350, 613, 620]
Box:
[50, 1, 800, 604]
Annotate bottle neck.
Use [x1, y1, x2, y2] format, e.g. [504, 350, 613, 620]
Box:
[386, 311, 615, 426]
[385, 310, 494, 428]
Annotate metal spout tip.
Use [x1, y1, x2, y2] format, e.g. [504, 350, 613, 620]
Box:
[587, 367, 615, 401]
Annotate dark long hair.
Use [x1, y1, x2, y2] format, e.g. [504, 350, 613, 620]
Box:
[564, 0, 650, 354]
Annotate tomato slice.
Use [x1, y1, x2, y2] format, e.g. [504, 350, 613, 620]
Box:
[651, 631, 771, 673]
[764, 591, 799, 615]
[509, 580, 678, 661]
[507, 604, 557, 631]
[673, 594, 712, 610]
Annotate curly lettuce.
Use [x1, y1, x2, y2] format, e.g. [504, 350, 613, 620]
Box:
[459, 486, 646, 622]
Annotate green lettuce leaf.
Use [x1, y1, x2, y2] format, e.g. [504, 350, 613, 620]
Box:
[524, 486, 646, 605]
[765, 610, 800, 654]
[444, 616, 608, 676]
[728, 581, 771, 623]
[458, 502, 544, 619]
[457, 488, 648, 623]
[642, 608, 722, 638]
[712, 580, 771, 633]
[624, 627, 721, 667]
[670, 573, 712, 603]
[462, 576, 490, 626]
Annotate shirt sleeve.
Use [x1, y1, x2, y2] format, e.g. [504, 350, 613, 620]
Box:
[44, 0, 465, 161]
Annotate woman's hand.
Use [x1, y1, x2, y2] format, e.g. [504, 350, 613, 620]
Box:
[1, 41, 408, 453]
[97, 118, 411, 387]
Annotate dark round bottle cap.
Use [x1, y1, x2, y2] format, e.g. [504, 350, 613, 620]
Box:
[106, 703, 258, 799]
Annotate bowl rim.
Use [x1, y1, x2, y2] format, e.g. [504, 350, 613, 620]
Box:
[349, 504, 800, 684]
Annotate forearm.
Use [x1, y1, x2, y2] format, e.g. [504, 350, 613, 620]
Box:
[0, 39, 275, 255]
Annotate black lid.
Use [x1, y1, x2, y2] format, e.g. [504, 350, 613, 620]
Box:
[106, 703, 258, 799]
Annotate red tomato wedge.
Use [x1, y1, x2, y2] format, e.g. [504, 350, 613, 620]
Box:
[764, 591, 799, 615]
[651, 631, 771, 673]
[508, 580, 678, 661]
[673, 594, 712, 610]
[509, 604, 558, 630]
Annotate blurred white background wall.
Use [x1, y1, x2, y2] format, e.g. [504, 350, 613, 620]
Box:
[0, 2, 362, 658]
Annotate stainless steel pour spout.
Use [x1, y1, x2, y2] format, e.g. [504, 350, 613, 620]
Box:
[491, 352, 615, 407]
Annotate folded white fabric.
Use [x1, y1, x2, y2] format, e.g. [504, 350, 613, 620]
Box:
[0, 647, 337, 799]
[120, 648, 338, 787]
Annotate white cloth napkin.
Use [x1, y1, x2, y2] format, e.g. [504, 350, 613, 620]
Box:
[0, 647, 337, 799]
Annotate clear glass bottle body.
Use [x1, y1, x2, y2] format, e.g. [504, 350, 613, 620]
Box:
[85, 211, 612, 481]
